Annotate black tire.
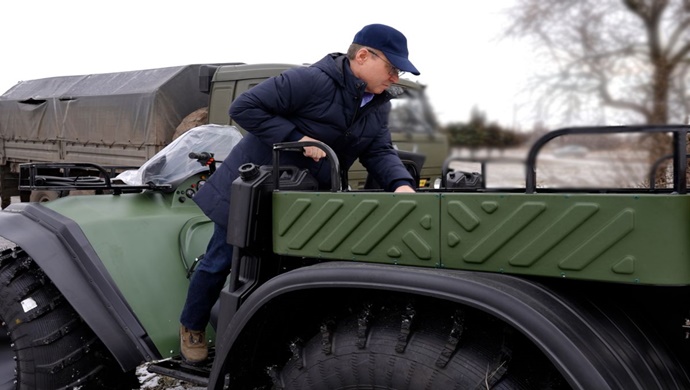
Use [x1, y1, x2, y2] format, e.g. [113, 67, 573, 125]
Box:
[0, 247, 139, 389]
[273, 301, 567, 390]
[0, 165, 20, 210]
[0, 330, 14, 390]
[29, 190, 62, 203]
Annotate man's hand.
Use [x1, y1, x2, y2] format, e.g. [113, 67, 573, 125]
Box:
[299, 136, 326, 162]
[394, 185, 416, 193]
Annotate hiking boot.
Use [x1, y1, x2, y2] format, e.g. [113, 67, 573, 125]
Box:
[179, 324, 208, 365]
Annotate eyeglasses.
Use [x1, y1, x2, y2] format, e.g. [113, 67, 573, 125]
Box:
[367, 49, 405, 77]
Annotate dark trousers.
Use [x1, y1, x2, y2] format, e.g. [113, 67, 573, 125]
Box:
[180, 223, 233, 331]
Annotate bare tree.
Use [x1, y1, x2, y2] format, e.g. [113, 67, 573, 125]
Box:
[506, 0, 690, 185]
[506, 0, 690, 126]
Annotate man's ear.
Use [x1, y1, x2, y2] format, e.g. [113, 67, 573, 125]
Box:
[355, 48, 369, 65]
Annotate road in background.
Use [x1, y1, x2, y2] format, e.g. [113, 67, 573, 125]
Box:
[449, 147, 649, 189]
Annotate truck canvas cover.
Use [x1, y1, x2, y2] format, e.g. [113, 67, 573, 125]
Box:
[0, 65, 209, 165]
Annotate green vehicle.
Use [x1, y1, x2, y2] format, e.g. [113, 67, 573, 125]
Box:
[1, 122, 690, 389]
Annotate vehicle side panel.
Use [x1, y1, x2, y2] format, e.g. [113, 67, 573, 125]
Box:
[441, 193, 690, 284]
[273, 191, 690, 285]
[43, 177, 215, 358]
[273, 192, 441, 267]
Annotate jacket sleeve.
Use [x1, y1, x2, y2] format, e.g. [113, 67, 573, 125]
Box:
[359, 107, 416, 191]
[228, 68, 311, 147]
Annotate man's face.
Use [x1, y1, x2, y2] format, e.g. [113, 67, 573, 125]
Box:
[358, 48, 400, 94]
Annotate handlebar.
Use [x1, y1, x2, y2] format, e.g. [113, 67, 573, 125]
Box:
[189, 151, 217, 175]
[272, 141, 342, 192]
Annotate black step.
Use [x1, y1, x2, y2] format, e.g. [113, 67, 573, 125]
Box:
[147, 354, 214, 387]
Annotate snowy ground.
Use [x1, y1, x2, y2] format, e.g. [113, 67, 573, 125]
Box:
[137, 363, 205, 390]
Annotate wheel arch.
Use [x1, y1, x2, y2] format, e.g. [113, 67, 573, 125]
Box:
[0, 203, 158, 372]
[210, 261, 689, 390]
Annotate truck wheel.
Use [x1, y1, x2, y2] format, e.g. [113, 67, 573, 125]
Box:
[0, 248, 139, 389]
[274, 301, 566, 389]
[0, 165, 20, 210]
[29, 190, 63, 203]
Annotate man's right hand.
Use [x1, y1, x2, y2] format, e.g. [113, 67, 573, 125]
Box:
[394, 185, 416, 193]
[300, 136, 326, 162]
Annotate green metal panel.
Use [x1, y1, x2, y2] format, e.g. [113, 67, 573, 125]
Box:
[44, 174, 215, 357]
[273, 192, 441, 266]
[274, 190, 690, 286]
[441, 193, 690, 285]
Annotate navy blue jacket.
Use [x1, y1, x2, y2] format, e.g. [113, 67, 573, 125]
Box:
[193, 53, 415, 229]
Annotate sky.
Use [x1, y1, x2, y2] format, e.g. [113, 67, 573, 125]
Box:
[0, 1, 536, 129]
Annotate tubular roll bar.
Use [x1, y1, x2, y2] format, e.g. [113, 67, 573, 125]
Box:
[525, 125, 689, 194]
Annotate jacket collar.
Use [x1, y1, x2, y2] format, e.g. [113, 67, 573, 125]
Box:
[314, 53, 394, 103]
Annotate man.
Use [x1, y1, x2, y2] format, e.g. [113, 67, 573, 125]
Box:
[179, 23, 419, 364]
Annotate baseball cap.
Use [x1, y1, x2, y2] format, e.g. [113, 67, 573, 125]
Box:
[353, 24, 420, 76]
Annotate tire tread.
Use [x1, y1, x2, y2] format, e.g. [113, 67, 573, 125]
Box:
[0, 246, 138, 389]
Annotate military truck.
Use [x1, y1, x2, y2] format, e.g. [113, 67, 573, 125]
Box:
[0, 63, 447, 207]
[0, 122, 690, 389]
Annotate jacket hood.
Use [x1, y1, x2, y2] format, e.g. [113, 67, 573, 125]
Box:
[312, 53, 394, 102]
[312, 53, 353, 90]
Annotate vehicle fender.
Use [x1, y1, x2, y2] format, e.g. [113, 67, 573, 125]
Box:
[0, 203, 156, 371]
[210, 261, 687, 390]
